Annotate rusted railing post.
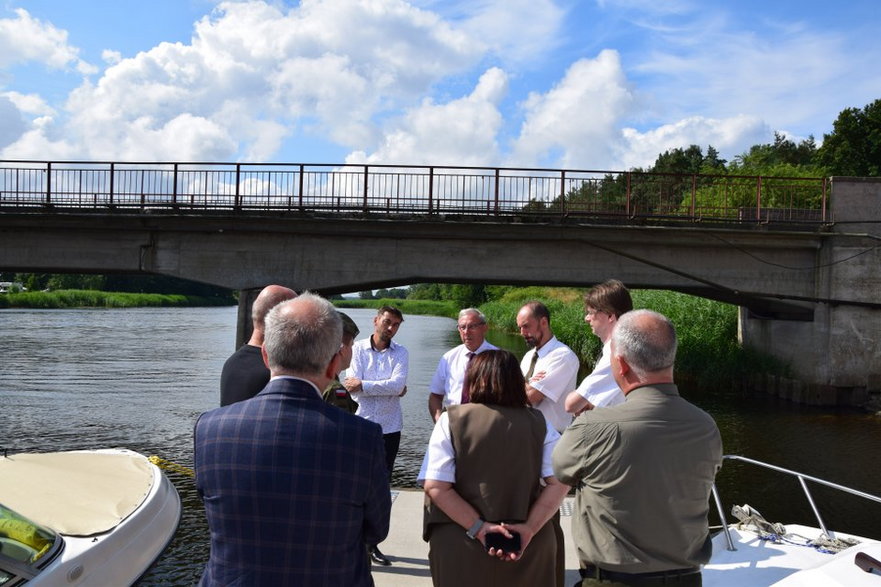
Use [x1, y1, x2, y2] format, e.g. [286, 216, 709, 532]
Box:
[298, 164, 305, 210]
[173, 163, 179, 206]
[234, 163, 241, 209]
[45, 161, 52, 206]
[363, 165, 369, 213]
[428, 167, 434, 214]
[690, 174, 697, 218]
[109, 163, 115, 206]
[625, 172, 631, 216]
[494, 168, 500, 215]
[560, 170, 567, 218]
[821, 177, 828, 222]
[755, 176, 762, 221]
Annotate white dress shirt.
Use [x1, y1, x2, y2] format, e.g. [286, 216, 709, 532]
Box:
[521, 336, 579, 433]
[428, 340, 498, 407]
[348, 337, 408, 434]
[574, 341, 625, 408]
[417, 411, 560, 484]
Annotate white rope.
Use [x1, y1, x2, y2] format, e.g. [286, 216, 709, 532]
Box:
[730, 504, 861, 554]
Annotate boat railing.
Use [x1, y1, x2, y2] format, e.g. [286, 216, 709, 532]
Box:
[711, 455, 881, 552]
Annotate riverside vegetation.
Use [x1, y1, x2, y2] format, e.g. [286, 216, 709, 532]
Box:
[340, 286, 787, 392]
[0, 289, 235, 309]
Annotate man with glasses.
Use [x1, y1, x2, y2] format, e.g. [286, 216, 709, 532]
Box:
[428, 308, 498, 423]
[563, 280, 633, 415]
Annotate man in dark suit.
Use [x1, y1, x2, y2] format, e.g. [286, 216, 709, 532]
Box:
[195, 292, 391, 586]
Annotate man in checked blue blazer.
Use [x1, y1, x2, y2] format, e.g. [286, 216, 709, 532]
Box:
[195, 292, 391, 586]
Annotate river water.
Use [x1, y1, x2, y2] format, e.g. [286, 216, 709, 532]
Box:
[2, 306, 879, 584]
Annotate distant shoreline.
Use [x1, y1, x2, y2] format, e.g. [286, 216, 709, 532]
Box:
[0, 289, 235, 309]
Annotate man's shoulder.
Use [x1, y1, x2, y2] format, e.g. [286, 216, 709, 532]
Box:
[546, 336, 576, 355]
[353, 338, 372, 351]
[222, 344, 262, 367]
[442, 343, 467, 359]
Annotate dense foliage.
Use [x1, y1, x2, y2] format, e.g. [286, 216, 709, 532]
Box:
[478, 286, 787, 391]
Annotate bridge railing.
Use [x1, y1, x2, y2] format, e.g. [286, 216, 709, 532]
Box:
[0, 160, 829, 224]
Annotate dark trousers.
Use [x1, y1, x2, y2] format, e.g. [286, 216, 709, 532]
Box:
[370, 431, 400, 552]
[578, 565, 702, 586]
[382, 431, 400, 479]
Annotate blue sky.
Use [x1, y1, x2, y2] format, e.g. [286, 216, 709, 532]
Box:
[2, 0, 880, 169]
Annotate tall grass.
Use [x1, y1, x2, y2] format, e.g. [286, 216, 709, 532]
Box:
[481, 287, 788, 391]
[0, 290, 234, 309]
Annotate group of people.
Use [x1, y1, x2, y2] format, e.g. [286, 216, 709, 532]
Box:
[195, 280, 723, 587]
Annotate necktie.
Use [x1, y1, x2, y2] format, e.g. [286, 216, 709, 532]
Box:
[525, 351, 539, 380]
[461, 352, 476, 404]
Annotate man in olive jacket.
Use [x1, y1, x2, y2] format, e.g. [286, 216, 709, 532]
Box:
[553, 310, 722, 586]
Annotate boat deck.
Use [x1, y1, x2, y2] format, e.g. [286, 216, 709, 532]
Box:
[374, 490, 581, 586]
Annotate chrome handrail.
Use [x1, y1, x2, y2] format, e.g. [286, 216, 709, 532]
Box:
[712, 454, 881, 552]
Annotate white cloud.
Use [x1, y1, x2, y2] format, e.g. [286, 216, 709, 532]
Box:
[102, 50, 123, 65]
[1, 91, 55, 117]
[0, 96, 27, 148]
[5, 0, 485, 161]
[347, 67, 508, 166]
[619, 115, 768, 169]
[509, 50, 634, 169]
[0, 8, 93, 73]
[453, 0, 566, 65]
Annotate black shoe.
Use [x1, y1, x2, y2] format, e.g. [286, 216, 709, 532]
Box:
[369, 545, 392, 566]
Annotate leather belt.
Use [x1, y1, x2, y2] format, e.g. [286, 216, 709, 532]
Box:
[582, 564, 701, 584]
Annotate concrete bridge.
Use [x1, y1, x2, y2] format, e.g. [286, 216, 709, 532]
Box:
[1, 161, 878, 403]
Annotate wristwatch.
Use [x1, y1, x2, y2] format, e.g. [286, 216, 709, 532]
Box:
[466, 518, 485, 540]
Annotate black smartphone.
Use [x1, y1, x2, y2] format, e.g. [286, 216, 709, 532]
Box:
[484, 531, 521, 553]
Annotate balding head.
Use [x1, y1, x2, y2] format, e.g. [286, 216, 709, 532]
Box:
[263, 292, 342, 386]
[611, 309, 677, 387]
[249, 285, 297, 344]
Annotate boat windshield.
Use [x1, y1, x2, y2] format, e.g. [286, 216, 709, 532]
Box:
[0, 503, 60, 583]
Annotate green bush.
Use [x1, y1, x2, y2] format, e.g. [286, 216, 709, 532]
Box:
[481, 287, 787, 392]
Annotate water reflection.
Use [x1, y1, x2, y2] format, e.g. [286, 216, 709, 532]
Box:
[1, 306, 879, 585]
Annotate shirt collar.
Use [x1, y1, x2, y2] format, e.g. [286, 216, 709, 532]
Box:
[535, 335, 559, 358]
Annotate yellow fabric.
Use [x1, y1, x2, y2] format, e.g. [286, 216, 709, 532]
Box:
[0, 450, 154, 536]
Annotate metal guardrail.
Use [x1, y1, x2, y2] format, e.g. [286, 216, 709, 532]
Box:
[711, 455, 881, 551]
[0, 160, 829, 224]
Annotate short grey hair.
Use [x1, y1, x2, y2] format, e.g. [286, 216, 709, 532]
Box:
[611, 309, 677, 377]
[458, 308, 487, 323]
[263, 292, 342, 375]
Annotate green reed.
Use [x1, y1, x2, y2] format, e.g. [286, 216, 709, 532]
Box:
[0, 290, 233, 309]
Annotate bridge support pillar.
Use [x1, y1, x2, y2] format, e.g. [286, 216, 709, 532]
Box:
[739, 177, 881, 407]
[234, 288, 262, 350]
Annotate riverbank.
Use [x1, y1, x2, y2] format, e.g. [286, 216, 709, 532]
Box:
[0, 289, 235, 309]
[3, 286, 785, 397]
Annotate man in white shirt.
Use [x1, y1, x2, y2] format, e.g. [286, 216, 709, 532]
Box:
[344, 305, 408, 566]
[428, 308, 498, 422]
[517, 301, 580, 434]
[517, 300, 579, 587]
[564, 280, 633, 415]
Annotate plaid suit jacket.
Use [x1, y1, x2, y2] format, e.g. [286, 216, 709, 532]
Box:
[195, 376, 391, 586]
